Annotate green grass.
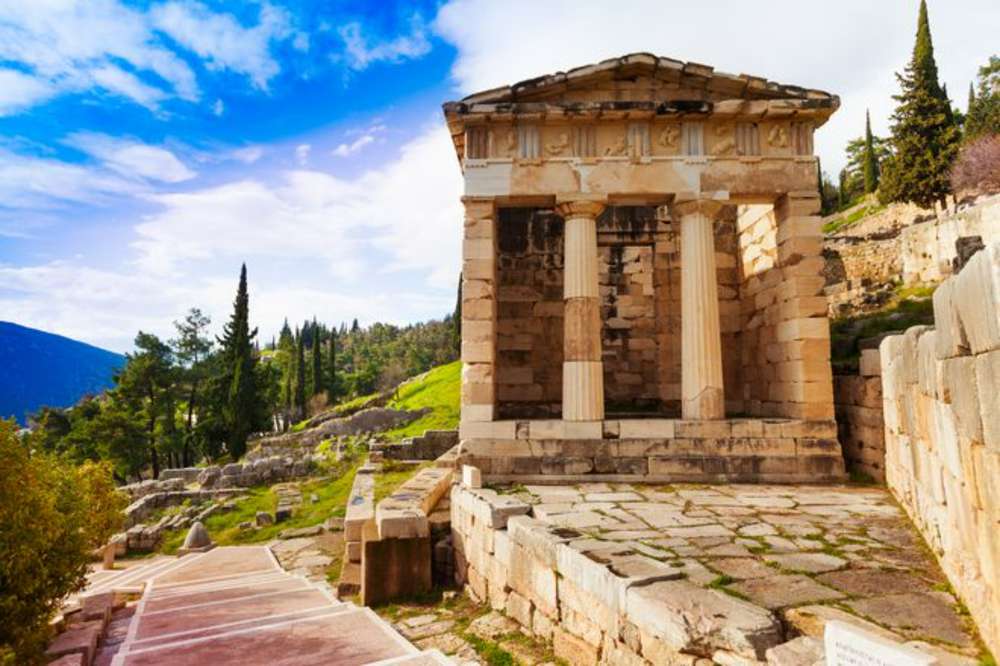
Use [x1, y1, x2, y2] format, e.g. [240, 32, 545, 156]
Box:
[831, 283, 936, 365]
[373, 461, 431, 504]
[462, 634, 517, 666]
[822, 201, 888, 234]
[382, 361, 461, 441]
[160, 463, 360, 553]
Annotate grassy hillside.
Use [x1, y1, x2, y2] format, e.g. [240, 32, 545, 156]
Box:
[383, 360, 460, 440]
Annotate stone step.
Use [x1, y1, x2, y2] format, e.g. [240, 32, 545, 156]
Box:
[337, 560, 361, 597]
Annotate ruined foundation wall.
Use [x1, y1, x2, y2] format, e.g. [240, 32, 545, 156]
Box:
[880, 243, 1000, 656]
[901, 194, 1000, 284]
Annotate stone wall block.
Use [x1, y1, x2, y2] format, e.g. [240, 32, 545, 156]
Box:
[974, 349, 1000, 451]
[953, 245, 1000, 354]
[932, 279, 969, 359]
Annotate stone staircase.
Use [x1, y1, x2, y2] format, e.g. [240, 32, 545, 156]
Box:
[48, 546, 448, 666]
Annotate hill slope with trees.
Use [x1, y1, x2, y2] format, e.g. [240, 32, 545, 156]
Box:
[0, 321, 125, 424]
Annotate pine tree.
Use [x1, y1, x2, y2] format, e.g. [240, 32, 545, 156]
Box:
[862, 110, 880, 194]
[310, 318, 322, 398]
[879, 0, 960, 208]
[351, 318, 360, 334]
[294, 327, 306, 414]
[218, 264, 261, 460]
[965, 56, 1000, 141]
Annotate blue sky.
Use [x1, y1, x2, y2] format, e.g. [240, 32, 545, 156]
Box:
[0, 0, 996, 352]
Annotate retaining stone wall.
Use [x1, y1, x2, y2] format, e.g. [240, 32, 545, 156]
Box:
[833, 349, 886, 482]
[880, 242, 1000, 657]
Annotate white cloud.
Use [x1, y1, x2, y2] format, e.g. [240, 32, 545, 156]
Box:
[0, 69, 56, 116]
[338, 16, 431, 71]
[230, 145, 264, 164]
[65, 132, 196, 183]
[212, 98, 225, 116]
[332, 134, 374, 157]
[295, 143, 311, 165]
[0, 121, 463, 352]
[150, 1, 299, 90]
[0, 0, 306, 114]
[433, 0, 1000, 175]
[0, 148, 141, 209]
[88, 64, 169, 111]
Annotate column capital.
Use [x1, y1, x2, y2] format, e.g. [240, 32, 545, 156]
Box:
[671, 197, 727, 220]
[555, 195, 606, 219]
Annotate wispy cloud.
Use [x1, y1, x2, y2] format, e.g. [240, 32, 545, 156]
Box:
[64, 132, 196, 183]
[338, 15, 431, 71]
[150, 1, 303, 90]
[332, 135, 374, 157]
[295, 143, 311, 165]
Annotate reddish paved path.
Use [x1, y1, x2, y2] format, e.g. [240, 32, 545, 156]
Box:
[110, 546, 446, 666]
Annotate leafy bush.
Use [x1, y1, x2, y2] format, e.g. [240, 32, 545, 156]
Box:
[0, 420, 126, 661]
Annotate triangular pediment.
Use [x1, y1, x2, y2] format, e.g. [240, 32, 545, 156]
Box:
[454, 53, 835, 106]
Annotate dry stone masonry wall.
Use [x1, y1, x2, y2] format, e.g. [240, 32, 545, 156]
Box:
[833, 349, 886, 481]
[880, 242, 1000, 657]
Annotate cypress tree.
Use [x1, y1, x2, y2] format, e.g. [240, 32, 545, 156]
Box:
[326, 331, 337, 401]
[862, 110, 880, 194]
[838, 168, 848, 210]
[967, 82, 977, 121]
[219, 264, 260, 460]
[879, 0, 960, 208]
[310, 318, 322, 398]
[294, 327, 306, 414]
[452, 273, 462, 355]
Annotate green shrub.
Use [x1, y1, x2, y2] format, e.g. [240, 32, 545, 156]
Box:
[0, 420, 127, 661]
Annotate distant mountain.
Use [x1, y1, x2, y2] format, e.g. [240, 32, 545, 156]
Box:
[0, 322, 125, 425]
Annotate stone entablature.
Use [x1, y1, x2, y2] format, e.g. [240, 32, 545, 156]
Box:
[447, 53, 843, 482]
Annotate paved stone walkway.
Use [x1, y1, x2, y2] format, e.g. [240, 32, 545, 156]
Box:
[515, 482, 983, 663]
[108, 546, 447, 665]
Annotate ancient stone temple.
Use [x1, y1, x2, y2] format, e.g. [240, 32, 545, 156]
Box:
[445, 54, 846, 483]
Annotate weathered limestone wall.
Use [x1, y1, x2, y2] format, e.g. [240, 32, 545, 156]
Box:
[737, 194, 834, 421]
[901, 194, 1000, 284]
[496, 207, 564, 418]
[880, 243, 1000, 656]
[833, 349, 885, 482]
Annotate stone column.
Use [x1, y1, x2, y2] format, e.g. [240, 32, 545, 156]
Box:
[460, 197, 498, 423]
[674, 198, 726, 420]
[557, 198, 606, 421]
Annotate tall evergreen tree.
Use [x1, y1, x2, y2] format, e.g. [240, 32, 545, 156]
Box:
[838, 168, 848, 210]
[862, 110, 880, 194]
[218, 264, 261, 460]
[965, 56, 1000, 140]
[310, 318, 322, 398]
[879, 0, 960, 208]
[326, 330, 337, 402]
[294, 327, 306, 414]
[452, 274, 462, 354]
[171, 308, 212, 466]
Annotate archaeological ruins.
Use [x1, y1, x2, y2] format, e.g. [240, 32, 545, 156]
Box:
[447, 53, 845, 484]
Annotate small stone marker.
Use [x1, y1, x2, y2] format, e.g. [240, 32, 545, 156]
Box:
[824, 620, 936, 666]
[462, 465, 482, 489]
[178, 520, 215, 555]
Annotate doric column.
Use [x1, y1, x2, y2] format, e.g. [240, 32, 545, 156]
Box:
[674, 198, 726, 420]
[556, 198, 606, 421]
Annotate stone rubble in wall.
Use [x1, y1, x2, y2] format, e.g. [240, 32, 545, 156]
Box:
[450, 480, 983, 666]
[879, 241, 1000, 659]
[370, 429, 459, 461]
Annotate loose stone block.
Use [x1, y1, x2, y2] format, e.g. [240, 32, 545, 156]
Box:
[626, 579, 783, 659]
